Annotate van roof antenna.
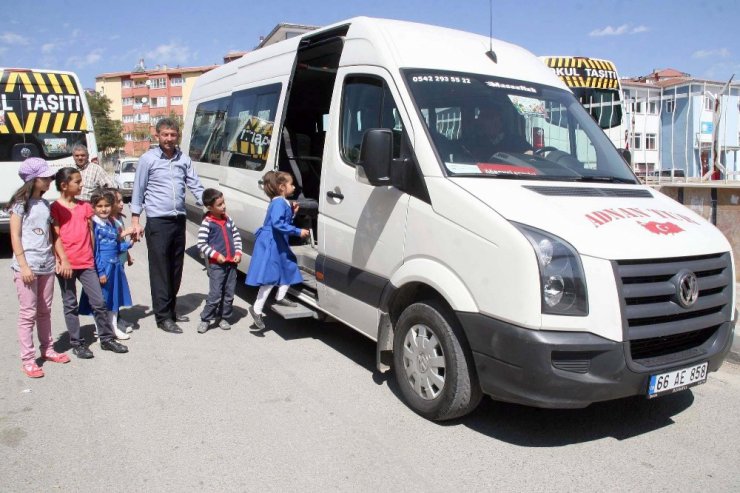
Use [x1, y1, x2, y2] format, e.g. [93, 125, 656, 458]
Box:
[486, 0, 497, 63]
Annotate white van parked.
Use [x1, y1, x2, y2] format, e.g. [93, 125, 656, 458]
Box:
[182, 17, 735, 420]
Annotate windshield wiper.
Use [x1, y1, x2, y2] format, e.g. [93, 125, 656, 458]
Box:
[571, 176, 637, 184]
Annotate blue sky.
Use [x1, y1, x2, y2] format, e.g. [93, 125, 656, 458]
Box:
[1, 0, 738, 88]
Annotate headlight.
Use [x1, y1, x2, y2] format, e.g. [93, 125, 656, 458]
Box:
[513, 223, 588, 316]
[124, 182, 134, 189]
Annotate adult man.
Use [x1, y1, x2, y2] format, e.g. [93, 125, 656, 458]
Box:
[131, 119, 204, 334]
[462, 105, 532, 161]
[72, 144, 116, 201]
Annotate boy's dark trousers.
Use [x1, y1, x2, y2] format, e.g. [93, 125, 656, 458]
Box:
[200, 263, 237, 321]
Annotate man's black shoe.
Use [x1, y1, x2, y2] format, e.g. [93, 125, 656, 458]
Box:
[158, 319, 183, 334]
[274, 298, 298, 308]
[100, 339, 129, 353]
[72, 345, 94, 359]
[174, 314, 190, 323]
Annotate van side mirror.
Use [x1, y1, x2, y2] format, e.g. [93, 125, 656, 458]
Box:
[357, 128, 392, 186]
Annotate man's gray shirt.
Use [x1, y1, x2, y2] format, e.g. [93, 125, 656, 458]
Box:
[131, 146, 204, 218]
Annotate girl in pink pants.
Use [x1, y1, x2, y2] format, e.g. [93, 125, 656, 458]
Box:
[10, 158, 70, 378]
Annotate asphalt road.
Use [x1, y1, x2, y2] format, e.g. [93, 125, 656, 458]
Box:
[1, 219, 739, 492]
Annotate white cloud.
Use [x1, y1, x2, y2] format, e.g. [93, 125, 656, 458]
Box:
[692, 48, 731, 59]
[66, 49, 103, 68]
[589, 24, 649, 37]
[145, 42, 192, 65]
[41, 42, 56, 54]
[0, 32, 29, 45]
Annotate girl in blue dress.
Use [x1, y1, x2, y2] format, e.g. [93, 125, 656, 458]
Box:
[246, 171, 309, 329]
[80, 189, 134, 340]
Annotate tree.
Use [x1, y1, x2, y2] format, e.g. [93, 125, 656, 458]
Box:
[85, 91, 125, 155]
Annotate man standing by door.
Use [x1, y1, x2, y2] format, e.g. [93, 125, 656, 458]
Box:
[72, 144, 115, 202]
[131, 118, 204, 334]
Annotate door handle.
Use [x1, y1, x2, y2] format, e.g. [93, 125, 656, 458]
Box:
[326, 190, 344, 200]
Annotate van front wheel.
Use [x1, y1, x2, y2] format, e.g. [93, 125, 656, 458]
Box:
[392, 301, 482, 421]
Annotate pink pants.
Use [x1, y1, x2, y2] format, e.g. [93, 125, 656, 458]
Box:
[14, 272, 55, 363]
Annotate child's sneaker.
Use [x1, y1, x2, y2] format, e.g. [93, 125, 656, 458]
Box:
[114, 327, 130, 340]
[218, 319, 231, 330]
[197, 321, 210, 334]
[42, 350, 70, 364]
[22, 361, 44, 378]
[248, 306, 265, 330]
[72, 345, 94, 359]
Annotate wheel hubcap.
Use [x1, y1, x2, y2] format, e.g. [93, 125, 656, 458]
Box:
[402, 324, 446, 400]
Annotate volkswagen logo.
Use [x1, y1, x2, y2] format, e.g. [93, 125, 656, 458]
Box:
[676, 270, 699, 308]
[20, 147, 31, 158]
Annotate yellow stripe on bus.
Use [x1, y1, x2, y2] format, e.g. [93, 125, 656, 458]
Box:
[0, 125, 8, 134]
[7, 112, 24, 133]
[47, 73, 63, 94]
[60, 74, 76, 94]
[66, 113, 78, 130]
[5, 72, 18, 93]
[38, 112, 51, 133]
[19, 73, 34, 93]
[52, 113, 64, 133]
[23, 112, 37, 133]
[33, 72, 49, 93]
[79, 117, 87, 131]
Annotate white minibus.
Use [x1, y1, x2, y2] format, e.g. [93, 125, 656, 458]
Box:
[182, 17, 735, 420]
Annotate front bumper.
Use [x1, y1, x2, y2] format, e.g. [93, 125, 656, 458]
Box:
[458, 312, 734, 409]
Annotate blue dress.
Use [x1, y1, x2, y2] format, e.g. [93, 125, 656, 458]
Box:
[80, 217, 133, 313]
[246, 197, 303, 286]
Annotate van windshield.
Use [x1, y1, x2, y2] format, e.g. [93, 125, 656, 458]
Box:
[403, 70, 637, 183]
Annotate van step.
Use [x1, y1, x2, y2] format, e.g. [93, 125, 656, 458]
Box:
[270, 301, 318, 319]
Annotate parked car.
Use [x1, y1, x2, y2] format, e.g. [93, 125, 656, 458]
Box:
[114, 157, 137, 200]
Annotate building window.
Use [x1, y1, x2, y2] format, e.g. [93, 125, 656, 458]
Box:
[134, 113, 150, 123]
[151, 96, 166, 108]
[646, 133, 657, 150]
[124, 133, 133, 141]
[122, 80, 132, 88]
[134, 80, 147, 88]
[632, 133, 642, 150]
[704, 95, 714, 111]
[665, 99, 675, 113]
[648, 101, 658, 114]
[631, 101, 643, 114]
[122, 97, 134, 106]
[171, 96, 183, 105]
[122, 115, 134, 123]
[170, 77, 184, 86]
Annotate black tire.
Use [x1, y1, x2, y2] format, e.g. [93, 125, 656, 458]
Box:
[392, 300, 482, 421]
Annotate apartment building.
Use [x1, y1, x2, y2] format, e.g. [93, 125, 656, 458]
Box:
[95, 62, 218, 156]
[623, 69, 740, 180]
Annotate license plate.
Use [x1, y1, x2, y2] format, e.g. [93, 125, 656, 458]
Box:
[647, 362, 708, 398]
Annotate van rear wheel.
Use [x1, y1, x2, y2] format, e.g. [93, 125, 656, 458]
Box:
[392, 300, 482, 421]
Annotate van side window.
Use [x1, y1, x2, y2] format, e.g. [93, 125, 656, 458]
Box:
[189, 97, 229, 164]
[224, 83, 281, 170]
[340, 76, 405, 166]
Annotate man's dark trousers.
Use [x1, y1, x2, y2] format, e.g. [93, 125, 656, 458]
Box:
[146, 215, 186, 324]
[200, 263, 237, 322]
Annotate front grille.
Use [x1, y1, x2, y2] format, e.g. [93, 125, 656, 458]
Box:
[615, 253, 732, 362]
[630, 326, 719, 361]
